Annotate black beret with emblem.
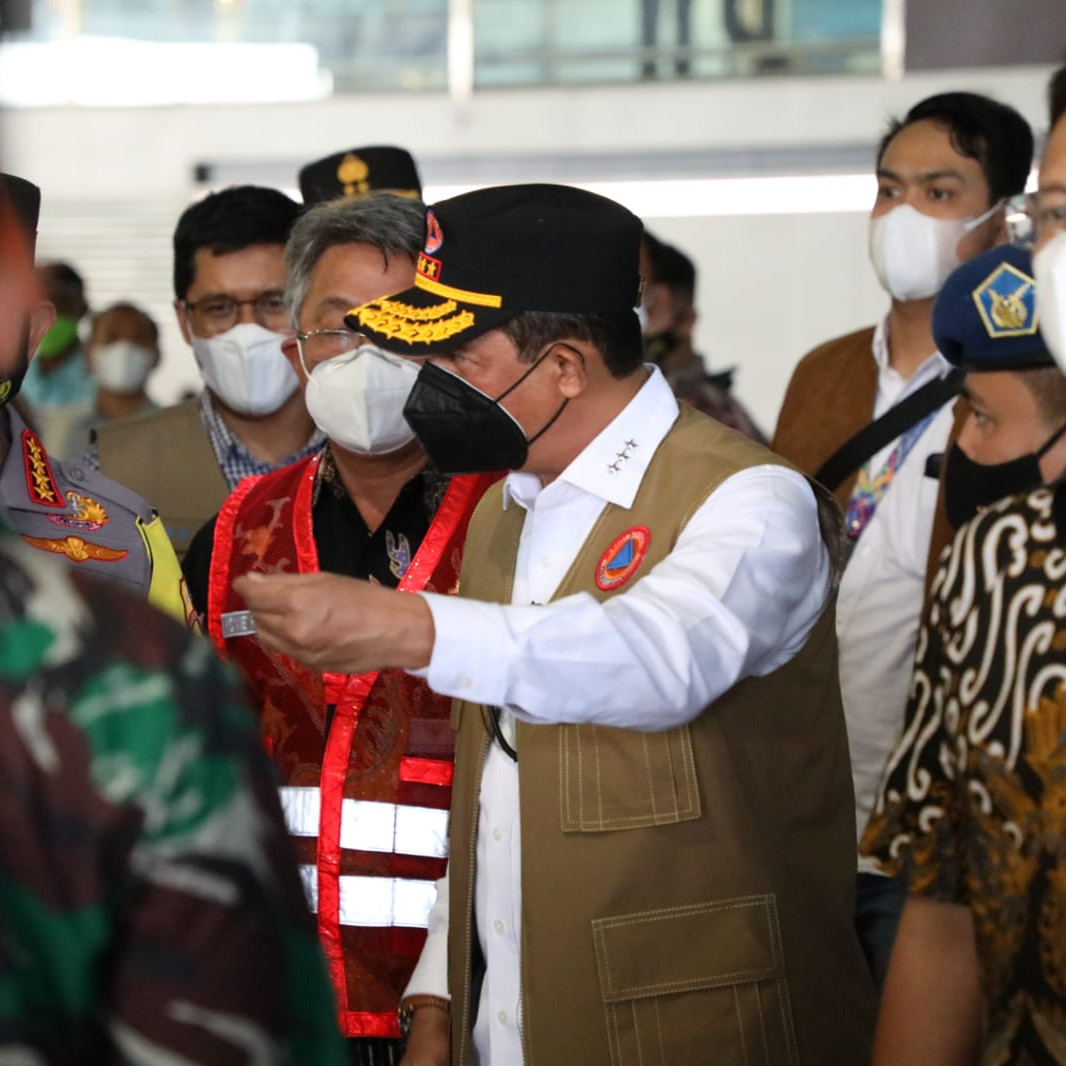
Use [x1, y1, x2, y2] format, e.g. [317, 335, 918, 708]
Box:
[0, 173, 40, 256]
[933, 243, 1052, 370]
[346, 182, 644, 355]
[298, 146, 422, 204]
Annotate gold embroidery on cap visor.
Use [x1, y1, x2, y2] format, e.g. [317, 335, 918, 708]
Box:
[353, 297, 477, 346]
[351, 274, 504, 346]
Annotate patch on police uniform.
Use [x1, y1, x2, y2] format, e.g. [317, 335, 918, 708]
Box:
[21, 533, 128, 564]
[972, 261, 1039, 339]
[595, 526, 650, 591]
[49, 490, 109, 532]
[21, 429, 63, 508]
[425, 210, 443, 254]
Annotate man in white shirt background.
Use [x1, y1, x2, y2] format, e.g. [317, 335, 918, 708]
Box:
[772, 91, 1034, 987]
[235, 182, 875, 1065]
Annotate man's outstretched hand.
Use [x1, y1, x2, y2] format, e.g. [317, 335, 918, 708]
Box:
[234, 571, 435, 675]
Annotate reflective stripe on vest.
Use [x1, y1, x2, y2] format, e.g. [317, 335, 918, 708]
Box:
[279, 786, 449, 859]
[298, 865, 438, 928]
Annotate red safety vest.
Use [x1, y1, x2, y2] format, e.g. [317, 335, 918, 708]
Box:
[207, 453, 495, 1038]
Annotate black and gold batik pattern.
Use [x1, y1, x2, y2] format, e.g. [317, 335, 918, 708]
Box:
[862, 483, 1066, 1064]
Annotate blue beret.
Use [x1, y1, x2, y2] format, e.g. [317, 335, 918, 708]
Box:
[932, 244, 1053, 371]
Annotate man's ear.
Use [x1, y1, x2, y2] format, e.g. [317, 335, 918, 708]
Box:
[676, 303, 697, 339]
[174, 298, 193, 346]
[27, 300, 56, 358]
[552, 339, 592, 399]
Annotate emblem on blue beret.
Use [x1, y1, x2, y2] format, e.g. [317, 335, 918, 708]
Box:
[972, 261, 1038, 340]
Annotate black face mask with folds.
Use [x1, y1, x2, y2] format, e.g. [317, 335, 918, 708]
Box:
[944, 421, 1066, 530]
[402, 355, 567, 475]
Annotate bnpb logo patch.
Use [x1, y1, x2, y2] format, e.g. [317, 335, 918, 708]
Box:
[595, 526, 650, 591]
[424, 210, 444, 254]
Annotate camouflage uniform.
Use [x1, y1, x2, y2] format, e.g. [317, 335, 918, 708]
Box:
[0, 532, 346, 1064]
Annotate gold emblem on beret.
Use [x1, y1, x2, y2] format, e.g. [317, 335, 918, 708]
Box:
[337, 153, 370, 199]
[973, 262, 1039, 339]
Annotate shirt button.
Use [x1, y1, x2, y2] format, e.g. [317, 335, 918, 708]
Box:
[458, 676, 473, 689]
[492, 825, 503, 841]
[493, 919, 505, 934]
[497, 1011, 508, 1025]
[540, 556, 551, 568]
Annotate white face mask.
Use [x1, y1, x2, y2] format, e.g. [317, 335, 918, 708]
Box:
[191, 322, 298, 417]
[301, 342, 420, 456]
[868, 201, 1002, 303]
[1034, 231, 1066, 372]
[91, 340, 155, 393]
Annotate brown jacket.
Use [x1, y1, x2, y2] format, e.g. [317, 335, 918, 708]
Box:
[95, 397, 229, 560]
[447, 407, 875, 1066]
[772, 326, 963, 590]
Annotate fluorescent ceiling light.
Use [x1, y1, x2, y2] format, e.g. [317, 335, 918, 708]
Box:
[0, 38, 331, 106]
[425, 174, 880, 218]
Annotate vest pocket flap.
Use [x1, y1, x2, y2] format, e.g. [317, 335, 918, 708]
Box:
[592, 895, 784, 1003]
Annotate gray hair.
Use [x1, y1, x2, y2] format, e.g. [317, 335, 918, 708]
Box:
[285, 192, 426, 324]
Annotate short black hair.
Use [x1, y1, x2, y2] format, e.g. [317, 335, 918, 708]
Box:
[642, 235, 696, 305]
[876, 92, 1033, 205]
[39, 261, 87, 315]
[172, 185, 300, 300]
[1050, 63, 1066, 127]
[502, 310, 644, 379]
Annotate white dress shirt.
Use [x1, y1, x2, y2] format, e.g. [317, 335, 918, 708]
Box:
[404, 367, 831, 1065]
[838, 320, 956, 873]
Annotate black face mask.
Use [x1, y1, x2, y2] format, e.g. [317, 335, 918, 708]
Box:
[0, 322, 31, 408]
[402, 353, 568, 475]
[945, 421, 1066, 530]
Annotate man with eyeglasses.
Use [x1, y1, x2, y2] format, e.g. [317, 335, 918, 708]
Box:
[772, 92, 1033, 988]
[181, 192, 497, 1066]
[93, 185, 321, 558]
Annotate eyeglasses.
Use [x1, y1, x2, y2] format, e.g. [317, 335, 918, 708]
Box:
[184, 291, 289, 331]
[295, 327, 363, 368]
[1006, 191, 1066, 249]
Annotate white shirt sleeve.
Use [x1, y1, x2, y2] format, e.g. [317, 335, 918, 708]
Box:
[417, 465, 831, 730]
[402, 867, 451, 1000]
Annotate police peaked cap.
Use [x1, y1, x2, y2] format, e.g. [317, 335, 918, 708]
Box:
[298, 145, 422, 204]
[346, 183, 645, 354]
[933, 243, 1053, 371]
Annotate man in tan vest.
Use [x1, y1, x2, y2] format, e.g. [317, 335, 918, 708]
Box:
[772, 92, 1033, 986]
[234, 183, 875, 1065]
[91, 185, 320, 558]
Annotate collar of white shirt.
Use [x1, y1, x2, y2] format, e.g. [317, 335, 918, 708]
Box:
[502, 365, 680, 513]
[871, 315, 950, 381]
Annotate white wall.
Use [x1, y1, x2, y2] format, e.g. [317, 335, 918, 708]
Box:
[0, 64, 1053, 431]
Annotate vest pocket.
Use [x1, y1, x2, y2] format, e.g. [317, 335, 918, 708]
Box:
[559, 722, 700, 831]
[592, 895, 799, 1066]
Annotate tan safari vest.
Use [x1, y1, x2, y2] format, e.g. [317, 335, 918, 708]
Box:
[447, 406, 875, 1066]
[95, 397, 229, 559]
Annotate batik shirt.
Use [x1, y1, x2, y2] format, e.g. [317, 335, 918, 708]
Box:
[862, 483, 1066, 1065]
[0, 533, 346, 1064]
